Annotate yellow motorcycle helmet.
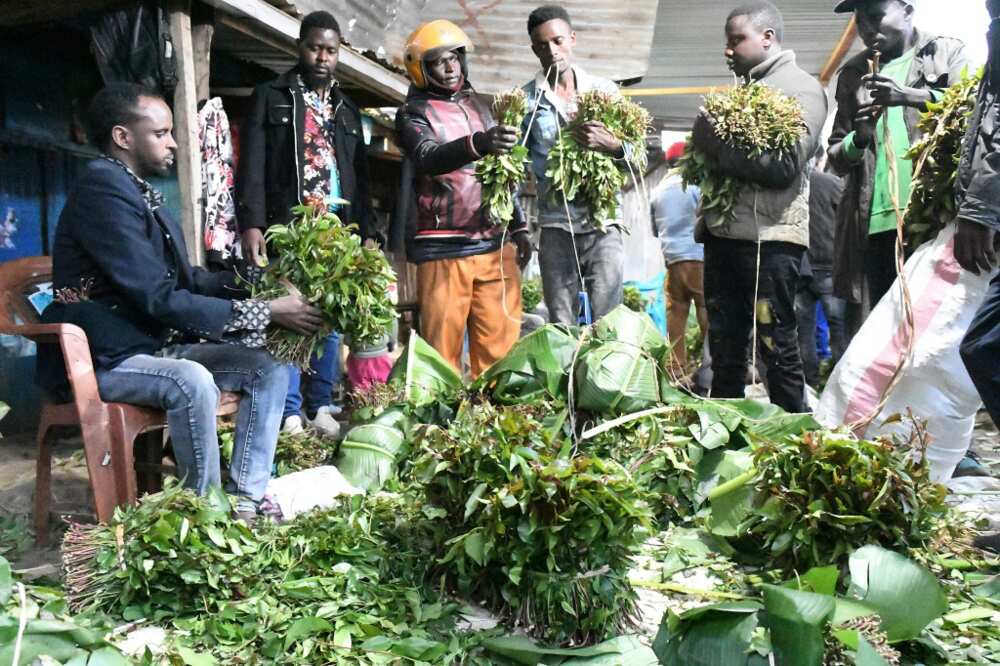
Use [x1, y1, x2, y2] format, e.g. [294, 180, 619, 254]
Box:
[403, 20, 474, 89]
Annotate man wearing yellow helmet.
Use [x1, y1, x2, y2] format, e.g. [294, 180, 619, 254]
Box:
[395, 20, 533, 377]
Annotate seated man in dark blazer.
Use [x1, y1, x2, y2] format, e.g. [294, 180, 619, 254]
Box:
[45, 83, 321, 520]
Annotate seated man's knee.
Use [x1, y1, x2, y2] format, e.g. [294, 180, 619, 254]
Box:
[168, 360, 221, 409]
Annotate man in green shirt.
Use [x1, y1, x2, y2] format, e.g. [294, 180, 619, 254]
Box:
[828, 0, 970, 319]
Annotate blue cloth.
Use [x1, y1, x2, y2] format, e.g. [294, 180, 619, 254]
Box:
[652, 175, 703, 264]
[284, 331, 341, 419]
[521, 67, 638, 234]
[624, 271, 668, 337]
[95, 343, 285, 511]
[816, 302, 831, 359]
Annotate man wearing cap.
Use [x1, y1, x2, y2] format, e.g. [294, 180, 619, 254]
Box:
[652, 142, 708, 377]
[395, 20, 533, 377]
[828, 0, 969, 327]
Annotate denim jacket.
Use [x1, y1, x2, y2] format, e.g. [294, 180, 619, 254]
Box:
[521, 66, 641, 234]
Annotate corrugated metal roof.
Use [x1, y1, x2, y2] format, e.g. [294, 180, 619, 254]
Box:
[630, 0, 862, 129]
[289, 0, 659, 93]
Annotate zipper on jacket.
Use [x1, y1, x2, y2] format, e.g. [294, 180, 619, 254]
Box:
[290, 87, 303, 205]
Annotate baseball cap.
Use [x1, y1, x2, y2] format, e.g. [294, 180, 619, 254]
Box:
[665, 142, 686, 162]
[834, 0, 913, 13]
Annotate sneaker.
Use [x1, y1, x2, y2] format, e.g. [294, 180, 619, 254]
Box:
[281, 414, 305, 435]
[307, 406, 341, 439]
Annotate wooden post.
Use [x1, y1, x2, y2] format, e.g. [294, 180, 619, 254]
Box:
[168, 0, 204, 266]
[192, 11, 214, 104]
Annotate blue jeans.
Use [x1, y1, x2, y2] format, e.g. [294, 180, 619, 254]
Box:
[284, 332, 341, 420]
[961, 271, 1000, 426]
[95, 343, 285, 512]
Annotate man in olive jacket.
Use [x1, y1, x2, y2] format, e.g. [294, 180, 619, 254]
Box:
[692, 1, 828, 413]
[828, 0, 969, 328]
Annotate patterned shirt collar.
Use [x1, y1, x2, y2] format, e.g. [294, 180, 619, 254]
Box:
[103, 156, 165, 211]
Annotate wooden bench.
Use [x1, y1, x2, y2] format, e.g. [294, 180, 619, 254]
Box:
[0, 257, 239, 543]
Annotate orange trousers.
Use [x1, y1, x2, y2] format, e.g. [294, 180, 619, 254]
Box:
[417, 246, 522, 378]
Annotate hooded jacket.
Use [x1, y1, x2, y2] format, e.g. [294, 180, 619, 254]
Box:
[235, 67, 375, 240]
[828, 30, 969, 303]
[693, 50, 829, 249]
[394, 76, 527, 264]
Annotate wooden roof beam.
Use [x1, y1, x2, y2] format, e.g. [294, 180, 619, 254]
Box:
[200, 0, 408, 102]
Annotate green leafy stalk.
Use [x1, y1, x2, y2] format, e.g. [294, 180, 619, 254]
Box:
[253, 205, 396, 368]
[476, 88, 530, 227]
[905, 67, 983, 248]
[544, 91, 650, 231]
[679, 82, 806, 226]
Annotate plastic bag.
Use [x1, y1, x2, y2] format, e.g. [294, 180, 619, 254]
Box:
[816, 225, 996, 481]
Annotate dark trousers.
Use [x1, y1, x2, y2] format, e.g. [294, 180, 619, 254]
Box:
[705, 235, 806, 413]
[865, 230, 899, 308]
[796, 269, 846, 388]
[960, 271, 1000, 426]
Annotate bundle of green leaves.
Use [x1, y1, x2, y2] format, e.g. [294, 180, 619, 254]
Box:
[544, 90, 650, 230]
[61, 484, 476, 664]
[679, 82, 806, 225]
[405, 401, 652, 645]
[220, 422, 338, 477]
[905, 68, 983, 249]
[521, 276, 543, 313]
[253, 205, 396, 368]
[622, 285, 648, 313]
[719, 430, 949, 572]
[62, 482, 261, 616]
[476, 89, 530, 227]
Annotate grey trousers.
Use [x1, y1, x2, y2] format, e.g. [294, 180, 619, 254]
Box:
[539, 226, 624, 325]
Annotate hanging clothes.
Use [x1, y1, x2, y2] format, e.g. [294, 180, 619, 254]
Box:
[199, 97, 240, 267]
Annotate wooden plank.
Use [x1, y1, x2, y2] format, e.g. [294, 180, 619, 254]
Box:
[192, 20, 215, 104]
[168, 0, 204, 266]
[200, 0, 408, 102]
[622, 85, 731, 97]
[820, 18, 858, 85]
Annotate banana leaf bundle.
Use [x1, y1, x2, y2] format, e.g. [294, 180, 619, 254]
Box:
[476, 88, 530, 227]
[387, 330, 463, 407]
[253, 205, 396, 368]
[679, 82, 806, 226]
[574, 306, 671, 414]
[905, 68, 983, 249]
[476, 323, 579, 403]
[544, 90, 650, 230]
[336, 415, 407, 492]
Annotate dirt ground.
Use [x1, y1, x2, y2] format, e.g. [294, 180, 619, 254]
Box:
[1, 411, 998, 574]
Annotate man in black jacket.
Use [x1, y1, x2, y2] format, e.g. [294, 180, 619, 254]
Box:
[236, 10, 373, 436]
[958, 0, 1000, 554]
[47, 83, 321, 519]
[796, 169, 847, 388]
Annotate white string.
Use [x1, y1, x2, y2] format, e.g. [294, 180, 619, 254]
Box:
[750, 192, 763, 388]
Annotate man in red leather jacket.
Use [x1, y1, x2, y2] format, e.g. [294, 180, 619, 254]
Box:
[395, 20, 532, 377]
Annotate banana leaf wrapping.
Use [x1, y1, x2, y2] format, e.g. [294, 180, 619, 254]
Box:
[476, 324, 579, 403]
[387, 331, 463, 406]
[575, 306, 671, 414]
[574, 340, 664, 414]
[335, 420, 407, 492]
[593, 305, 670, 360]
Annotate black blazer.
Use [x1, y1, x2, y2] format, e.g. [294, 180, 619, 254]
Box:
[49, 159, 239, 358]
[235, 67, 375, 241]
